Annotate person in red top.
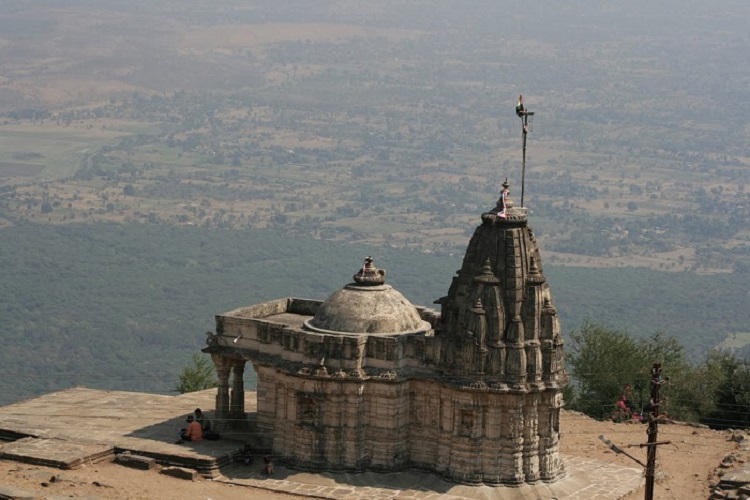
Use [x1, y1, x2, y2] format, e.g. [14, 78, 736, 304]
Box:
[178, 415, 204, 443]
[612, 394, 632, 422]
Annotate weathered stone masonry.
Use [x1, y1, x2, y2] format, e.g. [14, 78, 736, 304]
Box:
[204, 184, 568, 486]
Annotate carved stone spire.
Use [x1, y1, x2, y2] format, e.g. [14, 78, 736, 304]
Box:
[470, 297, 489, 376]
[441, 176, 565, 391]
[527, 256, 546, 286]
[473, 258, 500, 285]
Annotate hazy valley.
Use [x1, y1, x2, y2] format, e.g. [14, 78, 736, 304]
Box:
[0, 0, 747, 403]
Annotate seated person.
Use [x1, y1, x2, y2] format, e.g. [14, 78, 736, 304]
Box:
[178, 415, 204, 443]
[240, 444, 254, 464]
[194, 408, 210, 431]
[262, 455, 274, 475]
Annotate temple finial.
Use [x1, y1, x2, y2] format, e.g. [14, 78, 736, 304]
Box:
[353, 256, 386, 285]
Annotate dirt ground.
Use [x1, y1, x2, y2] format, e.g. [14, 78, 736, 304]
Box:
[0, 410, 737, 499]
[0, 459, 300, 500]
[559, 411, 736, 500]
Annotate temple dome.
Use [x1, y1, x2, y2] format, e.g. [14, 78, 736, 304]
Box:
[304, 258, 431, 336]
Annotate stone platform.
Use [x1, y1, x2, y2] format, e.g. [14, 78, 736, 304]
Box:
[0, 388, 643, 499]
[0, 387, 247, 476]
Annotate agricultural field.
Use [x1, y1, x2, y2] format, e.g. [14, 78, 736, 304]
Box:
[0, 0, 748, 405]
[715, 332, 750, 353]
[0, 1, 747, 273]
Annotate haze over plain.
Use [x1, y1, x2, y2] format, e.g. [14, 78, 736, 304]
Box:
[0, 0, 747, 403]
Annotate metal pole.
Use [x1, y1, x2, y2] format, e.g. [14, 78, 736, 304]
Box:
[644, 363, 662, 500]
[521, 115, 527, 208]
[520, 111, 534, 208]
[598, 435, 647, 468]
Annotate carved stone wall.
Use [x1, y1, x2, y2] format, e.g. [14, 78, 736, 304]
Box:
[205, 184, 567, 486]
[252, 365, 565, 484]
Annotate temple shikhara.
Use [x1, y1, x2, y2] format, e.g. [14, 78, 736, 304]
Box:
[203, 182, 568, 486]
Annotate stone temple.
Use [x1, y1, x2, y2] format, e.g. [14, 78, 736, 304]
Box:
[203, 182, 568, 486]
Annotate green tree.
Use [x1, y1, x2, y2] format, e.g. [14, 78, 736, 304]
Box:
[567, 321, 645, 419]
[175, 354, 216, 394]
[566, 322, 750, 426]
[699, 351, 750, 429]
[566, 321, 691, 420]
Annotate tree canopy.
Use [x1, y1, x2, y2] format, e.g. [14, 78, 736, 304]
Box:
[566, 321, 750, 428]
[175, 354, 216, 394]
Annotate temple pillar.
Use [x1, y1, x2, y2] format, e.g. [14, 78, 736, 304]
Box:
[230, 359, 246, 422]
[211, 353, 232, 430]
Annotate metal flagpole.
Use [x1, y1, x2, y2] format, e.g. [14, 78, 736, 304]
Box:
[520, 107, 534, 208]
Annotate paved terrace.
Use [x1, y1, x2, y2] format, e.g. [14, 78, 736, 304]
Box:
[0, 388, 643, 499]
